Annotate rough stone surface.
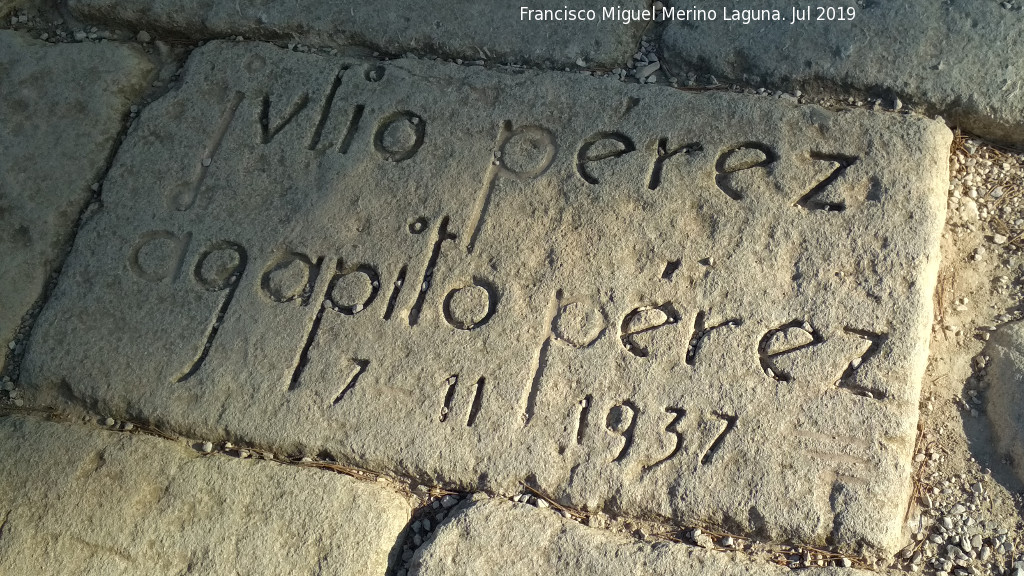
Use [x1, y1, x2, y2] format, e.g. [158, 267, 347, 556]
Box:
[661, 2, 1024, 144]
[0, 414, 411, 575]
[66, 0, 645, 68]
[984, 321, 1024, 483]
[412, 498, 870, 576]
[0, 31, 153, 370]
[22, 40, 950, 554]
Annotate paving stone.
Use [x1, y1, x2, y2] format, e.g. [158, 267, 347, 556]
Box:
[21, 40, 950, 554]
[411, 498, 869, 576]
[0, 31, 153, 371]
[65, 0, 645, 68]
[661, 2, 1024, 144]
[984, 321, 1024, 483]
[0, 414, 411, 575]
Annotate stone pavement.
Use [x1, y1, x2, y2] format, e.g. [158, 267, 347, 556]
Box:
[1, 2, 1023, 575]
[0, 414, 410, 575]
[661, 1, 1024, 146]
[20, 38, 949, 555]
[0, 30, 153, 373]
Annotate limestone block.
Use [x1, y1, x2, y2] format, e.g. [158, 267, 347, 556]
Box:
[22, 40, 950, 554]
[0, 31, 153, 369]
[661, 2, 1024, 144]
[0, 414, 411, 575]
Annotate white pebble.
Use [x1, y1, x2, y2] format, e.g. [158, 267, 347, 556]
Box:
[201, 441, 213, 453]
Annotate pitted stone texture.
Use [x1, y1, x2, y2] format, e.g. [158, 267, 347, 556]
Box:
[984, 321, 1024, 483]
[66, 0, 644, 68]
[22, 41, 949, 554]
[661, 2, 1024, 144]
[0, 414, 411, 575]
[412, 498, 870, 576]
[0, 31, 153, 370]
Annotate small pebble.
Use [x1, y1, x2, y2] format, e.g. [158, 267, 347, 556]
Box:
[200, 441, 213, 453]
[103, 417, 115, 426]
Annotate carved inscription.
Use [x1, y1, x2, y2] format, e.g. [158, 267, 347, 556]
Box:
[71, 48, 947, 557]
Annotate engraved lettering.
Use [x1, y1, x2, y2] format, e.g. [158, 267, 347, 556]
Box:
[260, 92, 310, 144]
[289, 258, 377, 391]
[409, 216, 456, 326]
[796, 153, 857, 212]
[838, 327, 888, 399]
[620, 303, 681, 358]
[715, 142, 778, 200]
[338, 105, 365, 154]
[642, 407, 686, 471]
[648, 138, 701, 190]
[685, 311, 742, 365]
[522, 290, 561, 426]
[466, 121, 557, 254]
[260, 251, 323, 306]
[172, 90, 244, 211]
[327, 264, 381, 315]
[576, 132, 635, 185]
[552, 301, 606, 348]
[333, 358, 370, 405]
[443, 278, 499, 330]
[699, 412, 737, 465]
[606, 401, 638, 462]
[758, 320, 824, 381]
[373, 111, 425, 162]
[308, 69, 346, 151]
[128, 230, 192, 283]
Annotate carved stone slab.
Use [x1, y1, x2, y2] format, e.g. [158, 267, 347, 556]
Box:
[412, 498, 871, 576]
[0, 415, 411, 575]
[22, 41, 950, 554]
[0, 30, 153, 370]
[661, 1, 1024, 144]
[65, 0, 645, 68]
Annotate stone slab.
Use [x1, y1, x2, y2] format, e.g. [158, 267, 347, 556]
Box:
[22, 40, 950, 554]
[412, 498, 869, 576]
[984, 321, 1024, 483]
[65, 0, 645, 68]
[0, 31, 153, 370]
[0, 414, 411, 575]
[661, 2, 1024, 144]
